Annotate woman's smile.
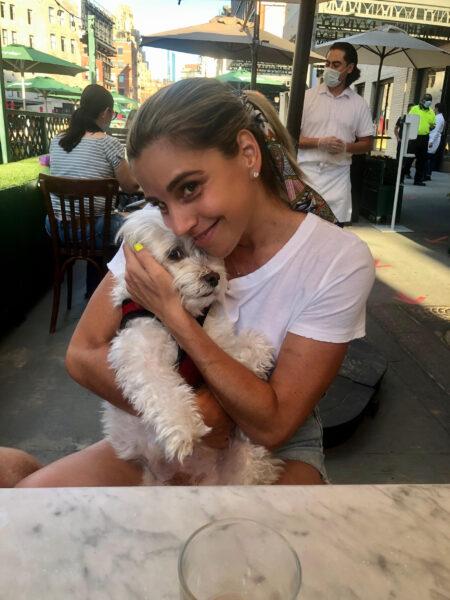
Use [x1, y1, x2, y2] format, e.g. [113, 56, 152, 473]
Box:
[192, 218, 221, 247]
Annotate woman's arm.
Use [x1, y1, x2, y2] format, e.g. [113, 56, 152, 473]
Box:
[66, 271, 234, 447]
[123, 245, 349, 449]
[114, 159, 140, 194]
[65, 273, 136, 414]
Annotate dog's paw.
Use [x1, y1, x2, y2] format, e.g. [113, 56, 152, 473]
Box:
[163, 421, 211, 463]
[232, 330, 274, 379]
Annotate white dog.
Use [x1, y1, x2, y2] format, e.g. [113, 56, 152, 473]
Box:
[102, 210, 283, 485]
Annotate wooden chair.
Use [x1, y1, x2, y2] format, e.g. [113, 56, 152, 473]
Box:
[39, 174, 119, 333]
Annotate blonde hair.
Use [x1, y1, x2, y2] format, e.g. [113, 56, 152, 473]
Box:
[127, 78, 300, 204]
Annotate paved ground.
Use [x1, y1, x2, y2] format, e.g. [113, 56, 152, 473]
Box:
[0, 170, 449, 484]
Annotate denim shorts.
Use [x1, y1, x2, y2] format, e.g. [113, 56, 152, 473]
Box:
[273, 407, 329, 482]
[45, 213, 123, 249]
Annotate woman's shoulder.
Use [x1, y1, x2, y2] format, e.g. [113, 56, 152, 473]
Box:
[306, 215, 373, 264]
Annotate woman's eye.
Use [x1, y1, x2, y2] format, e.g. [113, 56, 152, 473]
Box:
[167, 247, 184, 260]
[182, 181, 199, 198]
[150, 200, 168, 214]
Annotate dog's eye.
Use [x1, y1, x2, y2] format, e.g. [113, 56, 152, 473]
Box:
[167, 247, 185, 261]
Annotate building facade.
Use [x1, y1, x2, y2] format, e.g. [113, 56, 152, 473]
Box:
[0, 0, 85, 110]
[81, 0, 115, 90]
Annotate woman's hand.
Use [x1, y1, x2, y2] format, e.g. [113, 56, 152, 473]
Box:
[196, 387, 235, 450]
[123, 244, 183, 321]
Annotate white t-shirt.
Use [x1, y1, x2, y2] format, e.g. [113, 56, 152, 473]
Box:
[297, 83, 374, 167]
[108, 210, 375, 359]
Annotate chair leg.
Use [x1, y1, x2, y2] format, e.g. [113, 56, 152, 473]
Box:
[66, 264, 73, 310]
[49, 269, 62, 334]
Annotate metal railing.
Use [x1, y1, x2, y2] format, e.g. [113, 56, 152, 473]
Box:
[4, 111, 69, 162]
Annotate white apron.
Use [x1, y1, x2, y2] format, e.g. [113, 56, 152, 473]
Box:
[299, 162, 352, 223]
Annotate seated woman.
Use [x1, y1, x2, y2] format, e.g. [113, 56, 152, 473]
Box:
[19, 78, 375, 488]
[48, 83, 139, 295]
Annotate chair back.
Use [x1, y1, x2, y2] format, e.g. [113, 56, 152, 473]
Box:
[39, 174, 119, 261]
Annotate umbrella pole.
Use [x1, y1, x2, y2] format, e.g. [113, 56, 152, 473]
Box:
[372, 47, 386, 122]
[250, 1, 261, 90]
[21, 72, 26, 110]
[286, 0, 316, 146]
[0, 31, 10, 163]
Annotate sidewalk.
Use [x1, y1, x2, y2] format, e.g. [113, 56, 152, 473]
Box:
[0, 171, 449, 484]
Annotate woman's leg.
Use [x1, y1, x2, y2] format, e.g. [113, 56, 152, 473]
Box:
[0, 447, 42, 487]
[275, 459, 325, 485]
[16, 440, 144, 488]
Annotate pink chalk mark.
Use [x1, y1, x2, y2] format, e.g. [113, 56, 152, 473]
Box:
[424, 235, 448, 244]
[374, 258, 392, 268]
[394, 292, 427, 305]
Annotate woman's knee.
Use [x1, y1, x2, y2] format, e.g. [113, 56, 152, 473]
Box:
[0, 447, 42, 487]
[275, 459, 326, 485]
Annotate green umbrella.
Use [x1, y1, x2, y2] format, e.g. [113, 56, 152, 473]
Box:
[217, 69, 289, 87]
[111, 90, 138, 108]
[6, 76, 82, 112]
[1, 44, 87, 109]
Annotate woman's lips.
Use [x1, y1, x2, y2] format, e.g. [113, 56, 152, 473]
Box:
[193, 219, 220, 246]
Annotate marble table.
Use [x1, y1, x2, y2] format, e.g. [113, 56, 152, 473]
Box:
[0, 485, 449, 599]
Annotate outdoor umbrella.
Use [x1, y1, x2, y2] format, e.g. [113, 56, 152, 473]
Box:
[141, 15, 323, 66]
[314, 25, 450, 118]
[111, 90, 138, 110]
[6, 76, 82, 112]
[1, 44, 87, 109]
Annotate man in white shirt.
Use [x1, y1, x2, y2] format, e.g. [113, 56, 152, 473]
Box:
[298, 42, 374, 224]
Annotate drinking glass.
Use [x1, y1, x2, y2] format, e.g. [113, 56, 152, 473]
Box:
[178, 518, 302, 599]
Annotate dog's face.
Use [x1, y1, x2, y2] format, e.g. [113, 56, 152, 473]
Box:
[119, 210, 227, 316]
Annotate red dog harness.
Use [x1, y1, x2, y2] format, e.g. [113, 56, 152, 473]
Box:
[120, 300, 208, 388]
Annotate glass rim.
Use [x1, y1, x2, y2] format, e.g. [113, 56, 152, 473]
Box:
[178, 517, 302, 600]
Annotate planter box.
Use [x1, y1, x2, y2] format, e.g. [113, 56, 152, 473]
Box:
[359, 183, 403, 224]
[0, 179, 52, 333]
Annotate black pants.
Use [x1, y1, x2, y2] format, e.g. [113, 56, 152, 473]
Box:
[414, 134, 429, 184]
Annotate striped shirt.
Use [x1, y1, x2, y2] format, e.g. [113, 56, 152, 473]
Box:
[49, 133, 125, 219]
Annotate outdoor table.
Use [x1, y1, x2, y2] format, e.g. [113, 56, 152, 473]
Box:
[0, 485, 448, 599]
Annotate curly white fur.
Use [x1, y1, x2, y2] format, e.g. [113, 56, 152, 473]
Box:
[103, 210, 283, 485]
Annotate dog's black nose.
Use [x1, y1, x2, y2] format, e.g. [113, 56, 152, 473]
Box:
[203, 271, 220, 287]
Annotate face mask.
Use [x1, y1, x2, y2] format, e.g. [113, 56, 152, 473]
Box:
[323, 67, 342, 88]
[423, 100, 432, 108]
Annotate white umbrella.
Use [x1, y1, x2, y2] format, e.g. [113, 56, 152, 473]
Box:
[314, 25, 450, 118]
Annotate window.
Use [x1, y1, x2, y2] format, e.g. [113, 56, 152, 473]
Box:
[58, 10, 64, 26]
[61, 36, 65, 52]
[70, 39, 75, 54]
[70, 16, 76, 31]
[27, 8, 32, 24]
[50, 33, 56, 50]
[118, 74, 125, 83]
[0, 3, 4, 19]
[9, 3, 14, 19]
[29, 35, 33, 48]
[48, 6, 54, 23]
[118, 47, 123, 55]
[1, 29, 7, 46]
[119, 88, 125, 95]
[11, 30, 17, 43]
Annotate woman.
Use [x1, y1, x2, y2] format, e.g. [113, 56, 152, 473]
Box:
[48, 84, 139, 294]
[19, 79, 374, 487]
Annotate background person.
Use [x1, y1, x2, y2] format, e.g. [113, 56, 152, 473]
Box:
[395, 102, 414, 178]
[427, 102, 446, 179]
[408, 93, 436, 186]
[298, 42, 373, 225]
[48, 84, 139, 295]
[18, 78, 374, 488]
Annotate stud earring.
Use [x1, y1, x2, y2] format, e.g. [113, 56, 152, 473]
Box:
[252, 171, 259, 179]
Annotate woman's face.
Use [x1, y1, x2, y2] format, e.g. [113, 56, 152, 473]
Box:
[130, 134, 261, 258]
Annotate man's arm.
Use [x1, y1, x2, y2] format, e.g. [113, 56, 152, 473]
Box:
[345, 136, 373, 154]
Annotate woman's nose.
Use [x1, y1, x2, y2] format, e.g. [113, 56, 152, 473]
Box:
[165, 206, 198, 237]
